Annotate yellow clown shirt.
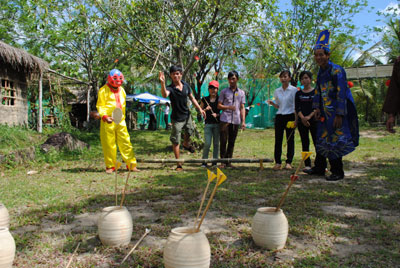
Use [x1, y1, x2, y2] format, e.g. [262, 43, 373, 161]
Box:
[96, 84, 137, 169]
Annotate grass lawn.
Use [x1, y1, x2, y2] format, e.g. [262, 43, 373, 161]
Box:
[0, 125, 399, 267]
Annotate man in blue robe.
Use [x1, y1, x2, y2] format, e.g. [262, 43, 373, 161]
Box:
[305, 30, 359, 181]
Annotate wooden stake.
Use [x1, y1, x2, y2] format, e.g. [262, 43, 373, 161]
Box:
[65, 242, 80, 268]
[259, 159, 264, 170]
[115, 166, 118, 206]
[120, 165, 132, 208]
[283, 127, 296, 148]
[196, 182, 219, 232]
[275, 158, 306, 212]
[121, 228, 151, 265]
[194, 179, 212, 229]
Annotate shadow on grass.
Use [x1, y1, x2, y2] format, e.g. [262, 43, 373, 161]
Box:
[131, 130, 172, 155]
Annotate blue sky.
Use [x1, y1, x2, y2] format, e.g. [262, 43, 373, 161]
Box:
[353, 1, 398, 40]
[278, 0, 399, 62]
[352, 1, 399, 62]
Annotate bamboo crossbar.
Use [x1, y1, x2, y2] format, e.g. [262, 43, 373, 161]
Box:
[136, 158, 273, 164]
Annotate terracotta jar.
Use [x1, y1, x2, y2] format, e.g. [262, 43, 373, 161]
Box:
[251, 207, 288, 250]
[0, 203, 10, 228]
[163, 226, 210, 268]
[0, 227, 15, 268]
[98, 206, 133, 246]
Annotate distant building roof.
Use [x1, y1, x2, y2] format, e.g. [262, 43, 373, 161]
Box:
[345, 64, 394, 79]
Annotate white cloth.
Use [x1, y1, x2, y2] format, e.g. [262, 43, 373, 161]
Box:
[150, 105, 156, 115]
[164, 105, 170, 115]
[274, 85, 297, 115]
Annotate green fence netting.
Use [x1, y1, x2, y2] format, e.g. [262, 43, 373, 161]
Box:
[28, 99, 64, 128]
[130, 77, 282, 129]
[199, 78, 281, 129]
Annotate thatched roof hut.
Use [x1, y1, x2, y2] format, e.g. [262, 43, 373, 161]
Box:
[0, 41, 49, 79]
[0, 41, 49, 127]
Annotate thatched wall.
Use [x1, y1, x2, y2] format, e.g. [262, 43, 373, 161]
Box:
[0, 41, 49, 126]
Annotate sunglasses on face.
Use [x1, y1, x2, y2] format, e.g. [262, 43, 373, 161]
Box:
[208, 86, 218, 90]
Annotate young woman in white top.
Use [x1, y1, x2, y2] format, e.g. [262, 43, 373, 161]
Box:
[267, 70, 298, 170]
[164, 102, 170, 130]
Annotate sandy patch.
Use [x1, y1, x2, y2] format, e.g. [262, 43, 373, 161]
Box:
[360, 130, 386, 139]
[321, 204, 400, 223]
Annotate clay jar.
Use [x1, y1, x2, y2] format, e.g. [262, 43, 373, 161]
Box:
[0, 203, 10, 228]
[0, 228, 15, 268]
[98, 206, 133, 246]
[251, 207, 288, 250]
[163, 227, 210, 268]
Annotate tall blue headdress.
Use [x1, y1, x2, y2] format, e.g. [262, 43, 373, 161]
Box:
[314, 29, 330, 52]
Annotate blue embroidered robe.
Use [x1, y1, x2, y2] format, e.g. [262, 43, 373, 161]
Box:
[313, 61, 359, 159]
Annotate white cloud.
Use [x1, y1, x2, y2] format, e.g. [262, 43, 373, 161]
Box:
[380, 2, 400, 16]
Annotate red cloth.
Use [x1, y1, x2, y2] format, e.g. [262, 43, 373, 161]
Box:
[109, 86, 122, 109]
[383, 57, 400, 115]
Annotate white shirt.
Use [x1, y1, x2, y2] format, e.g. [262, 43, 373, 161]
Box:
[164, 105, 170, 115]
[150, 105, 156, 115]
[274, 85, 297, 115]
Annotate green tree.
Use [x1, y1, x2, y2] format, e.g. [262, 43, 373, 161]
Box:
[1, 0, 144, 109]
[96, 0, 274, 100]
[256, 0, 368, 85]
[350, 4, 399, 124]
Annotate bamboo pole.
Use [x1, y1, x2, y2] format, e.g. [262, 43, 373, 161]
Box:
[65, 242, 80, 268]
[135, 158, 272, 164]
[283, 126, 296, 148]
[275, 156, 308, 212]
[120, 165, 132, 208]
[120, 228, 151, 265]
[193, 178, 212, 229]
[47, 69, 89, 85]
[115, 166, 118, 206]
[38, 71, 43, 133]
[196, 182, 219, 232]
[86, 85, 91, 122]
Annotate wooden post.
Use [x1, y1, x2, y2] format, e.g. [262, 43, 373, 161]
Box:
[38, 71, 43, 133]
[86, 85, 91, 122]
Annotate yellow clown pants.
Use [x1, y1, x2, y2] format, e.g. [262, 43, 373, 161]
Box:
[100, 120, 137, 169]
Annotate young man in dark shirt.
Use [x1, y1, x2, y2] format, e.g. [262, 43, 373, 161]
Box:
[159, 66, 205, 171]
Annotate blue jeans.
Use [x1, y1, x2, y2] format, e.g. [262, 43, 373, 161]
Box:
[203, 124, 219, 160]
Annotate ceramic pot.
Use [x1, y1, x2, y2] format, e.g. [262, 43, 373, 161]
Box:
[251, 207, 288, 250]
[0, 228, 15, 268]
[163, 227, 210, 268]
[98, 206, 133, 246]
[0, 204, 9, 228]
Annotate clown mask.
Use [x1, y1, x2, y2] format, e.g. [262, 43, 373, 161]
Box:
[107, 69, 124, 88]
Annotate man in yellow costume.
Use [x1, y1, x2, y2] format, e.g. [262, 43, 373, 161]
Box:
[96, 69, 138, 174]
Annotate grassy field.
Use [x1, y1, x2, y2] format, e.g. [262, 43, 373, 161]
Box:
[0, 125, 399, 267]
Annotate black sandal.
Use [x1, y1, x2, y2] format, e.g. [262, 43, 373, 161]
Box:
[175, 165, 183, 171]
[182, 145, 195, 153]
